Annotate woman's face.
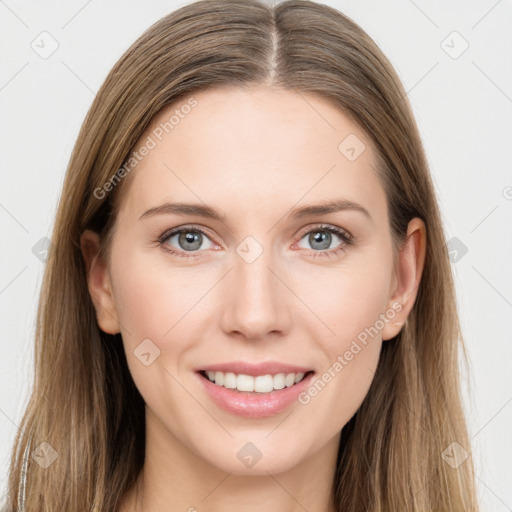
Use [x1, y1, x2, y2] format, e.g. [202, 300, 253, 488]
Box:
[83, 86, 420, 475]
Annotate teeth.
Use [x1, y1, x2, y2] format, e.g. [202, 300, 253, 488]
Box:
[203, 370, 308, 393]
[214, 371, 224, 386]
[273, 373, 285, 390]
[237, 374, 255, 391]
[294, 372, 305, 383]
[223, 372, 237, 389]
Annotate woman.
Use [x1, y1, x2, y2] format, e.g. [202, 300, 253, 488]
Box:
[3, 0, 480, 510]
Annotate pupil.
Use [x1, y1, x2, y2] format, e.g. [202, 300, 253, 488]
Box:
[179, 231, 202, 251]
[310, 231, 331, 250]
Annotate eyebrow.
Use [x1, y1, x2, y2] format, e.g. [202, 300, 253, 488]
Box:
[138, 199, 373, 223]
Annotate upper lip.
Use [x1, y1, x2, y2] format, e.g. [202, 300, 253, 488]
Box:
[196, 361, 314, 377]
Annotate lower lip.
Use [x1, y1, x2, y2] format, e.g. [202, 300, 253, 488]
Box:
[196, 371, 315, 418]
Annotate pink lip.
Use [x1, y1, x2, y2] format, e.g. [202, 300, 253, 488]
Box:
[195, 361, 313, 377]
[196, 370, 315, 418]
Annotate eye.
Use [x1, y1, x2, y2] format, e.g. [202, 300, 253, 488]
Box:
[158, 226, 216, 258]
[294, 224, 353, 258]
[157, 223, 354, 260]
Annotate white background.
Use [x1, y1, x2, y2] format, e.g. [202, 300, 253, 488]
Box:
[1, 0, 511, 510]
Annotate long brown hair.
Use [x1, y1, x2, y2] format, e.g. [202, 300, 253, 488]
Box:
[3, 0, 479, 510]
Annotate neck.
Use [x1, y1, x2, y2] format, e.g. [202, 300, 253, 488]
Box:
[120, 409, 340, 512]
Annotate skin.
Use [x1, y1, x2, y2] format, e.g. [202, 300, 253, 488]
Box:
[81, 86, 426, 512]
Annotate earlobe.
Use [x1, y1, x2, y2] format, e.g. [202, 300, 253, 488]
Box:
[382, 218, 427, 341]
[80, 229, 121, 334]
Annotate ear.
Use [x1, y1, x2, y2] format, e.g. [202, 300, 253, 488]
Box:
[80, 229, 120, 334]
[382, 217, 427, 341]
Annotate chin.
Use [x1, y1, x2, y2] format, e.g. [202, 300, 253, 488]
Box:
[192, 434, 310, 476]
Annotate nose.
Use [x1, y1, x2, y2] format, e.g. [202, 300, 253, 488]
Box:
[219, 246, 291, 341]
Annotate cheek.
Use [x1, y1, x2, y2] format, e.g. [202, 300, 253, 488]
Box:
[296, 250, 393, 349]
[294, 248, 393, 435]
[316, 266, 387, 391]
[111, 246, 209, 342]
[109, 248, 209, 411]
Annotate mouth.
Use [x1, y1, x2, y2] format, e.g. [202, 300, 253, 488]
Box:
[195, 364, 317, 418]
[197, 369, 316, 394]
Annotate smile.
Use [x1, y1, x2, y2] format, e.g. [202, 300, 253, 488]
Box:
[199, 370, 313, 394]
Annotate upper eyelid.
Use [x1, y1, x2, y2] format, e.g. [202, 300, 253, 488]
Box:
[296, 223, 351, 238]
[160, 224, 215, 239]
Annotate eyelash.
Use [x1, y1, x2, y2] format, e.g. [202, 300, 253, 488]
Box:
[156, 224, 354, 260]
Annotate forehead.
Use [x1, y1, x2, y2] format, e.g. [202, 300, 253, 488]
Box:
[116, 86, 386, 223]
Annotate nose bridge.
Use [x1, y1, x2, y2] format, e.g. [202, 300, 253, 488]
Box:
[220, 236, 288, 339]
